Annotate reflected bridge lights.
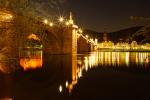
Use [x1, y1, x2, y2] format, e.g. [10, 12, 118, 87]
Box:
[66, 81, 69, 88]
[19, 50, 43, 71]
[59, 85, 63, 93]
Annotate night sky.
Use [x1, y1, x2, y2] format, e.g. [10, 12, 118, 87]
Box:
[6, 0, 149, 32]
[66, 0, 150, 32]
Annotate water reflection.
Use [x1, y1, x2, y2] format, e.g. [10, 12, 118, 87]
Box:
[94, 52, 149, 67]
[14, 51, 150, 94]
[19, 50, 43, 71]
[62, 51, 150, 94]
[0, 51, 150, 99]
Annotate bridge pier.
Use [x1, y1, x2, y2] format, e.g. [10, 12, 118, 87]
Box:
[42, 26, 78, 55]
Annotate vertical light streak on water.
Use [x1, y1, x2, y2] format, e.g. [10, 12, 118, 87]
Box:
[117, 52, 120, 66]
[125, 52, 130, 66]
[112, 52, 116, 66]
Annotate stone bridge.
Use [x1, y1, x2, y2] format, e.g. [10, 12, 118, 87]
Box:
[0, 10, 96, 59]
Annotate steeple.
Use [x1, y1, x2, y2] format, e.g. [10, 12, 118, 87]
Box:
[70, 12, 73, 20]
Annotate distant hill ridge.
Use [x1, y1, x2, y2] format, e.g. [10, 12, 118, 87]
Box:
[84, 26, 150, 43]
[108, 26, 143, 43]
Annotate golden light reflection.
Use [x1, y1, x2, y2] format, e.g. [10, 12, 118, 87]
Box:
[125, 52, 130, 66]
[84, 57, 88, 71]
[0, 97, 13, 100]
[66, 81, 69, 88]
[63, 52, 150, 94]
[19, 50, 43, 71]
[59, 85, 63, 93]
[20, 58, 42, 71]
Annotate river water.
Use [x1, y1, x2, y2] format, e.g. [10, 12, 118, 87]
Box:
[0, 50, 150, 100]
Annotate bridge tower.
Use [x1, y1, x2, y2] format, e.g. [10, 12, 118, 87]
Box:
[57, 12, 78, 54]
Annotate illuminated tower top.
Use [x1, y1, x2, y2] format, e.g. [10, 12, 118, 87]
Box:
[69, 12, 74, 25]
[70, 12, 73, 20]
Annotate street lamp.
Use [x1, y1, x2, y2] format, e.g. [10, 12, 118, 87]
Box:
[66, 21, 69, 26]
[78, 28, 83, 33]
[86, 35, 89, 38]
[43, 19, 48, 24]
[59, 17, 64, 23]
[49, 22, 54, 27]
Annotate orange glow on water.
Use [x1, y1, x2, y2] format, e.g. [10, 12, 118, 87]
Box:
[19, 50, 43, 71]
[20, 58, 42, 71]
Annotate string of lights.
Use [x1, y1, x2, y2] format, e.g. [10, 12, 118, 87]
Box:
[42, 13, 98, 46]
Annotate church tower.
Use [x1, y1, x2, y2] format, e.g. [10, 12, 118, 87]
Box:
[103, 28, 108, 41]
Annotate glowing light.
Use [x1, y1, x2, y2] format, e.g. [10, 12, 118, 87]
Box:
[59, 85, 63, 93]
[69, 19, 74, 25]
[72, 24, 78, 28]
[66, 21, 69, 26]
[84, 57, 88, 71]
[145, 58, 149, 63]
[125, 52, 130, 66]
[20, 50, 43, 71]
[97, 41, 150, 50]
[5, 15, 13, 19]
[9, 15, 13, 18]
[78, 29, 83, 33]
[59, 17, 64, 22]
[72, 29, 76, 34]
[90, 38, 94, 42]
[86, 35, 89, 38]
[28, 34, 40, 41]
[43, 19, 48, 24]
[20, 58, 43, 71]
[95, 39, 98, 44]
[0, 11, 13, 22]
[69, 12, 74, 25]
[66, 81, 69, 87]
[78, 68, 82, 78]
[49, 22, 54, 27]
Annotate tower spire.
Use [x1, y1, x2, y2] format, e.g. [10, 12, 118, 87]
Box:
[70, 12, 73, 20]
[69, 12, 74, 25]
